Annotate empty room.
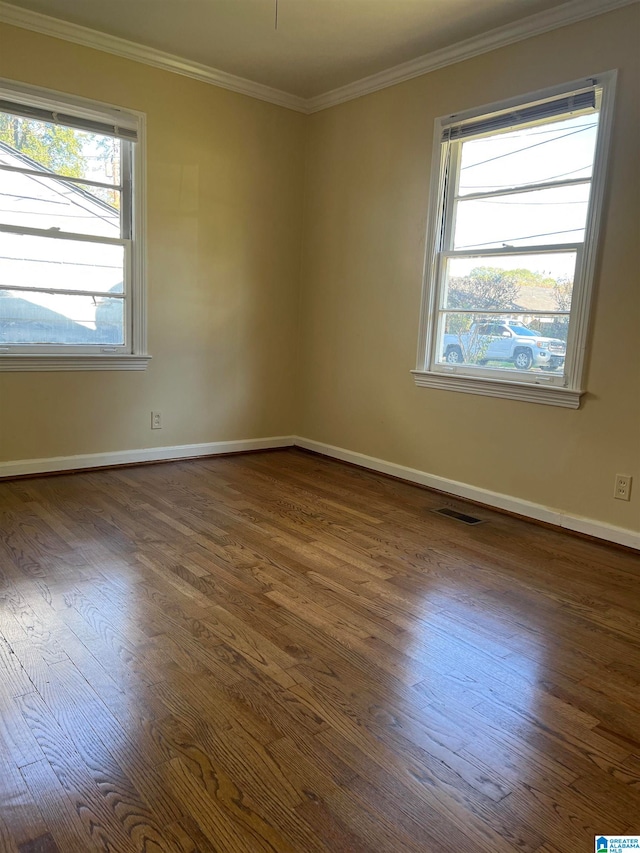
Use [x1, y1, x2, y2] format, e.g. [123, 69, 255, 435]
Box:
[0, 0, 638, 851]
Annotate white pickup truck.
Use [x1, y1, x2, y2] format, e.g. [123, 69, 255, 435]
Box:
[442, 322, 566, 371]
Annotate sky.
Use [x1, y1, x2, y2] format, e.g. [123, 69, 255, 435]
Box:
[450, 112, 599, 285]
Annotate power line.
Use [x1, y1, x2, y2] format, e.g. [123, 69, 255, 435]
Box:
[0, 254, 121, 269]
[0, 191, 75, 206]
[456, 228, 583, 249]
[0, 207, 118, 219]
[475, 199, 588, 206]
[0, 188, 120, 210]
[495, 121, 597, 139]
[459, 164, 592, 191]
[461, 126, 597, 171]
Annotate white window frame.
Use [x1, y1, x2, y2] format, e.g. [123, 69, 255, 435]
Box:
[0, 79, 149, 371]
[412, 72, 617, 408]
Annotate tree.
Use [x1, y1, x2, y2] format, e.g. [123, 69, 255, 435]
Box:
[0, 114, 86, 177]
[445, 267, 522, 361]
[553, 277, 573, 312]
[444, 265, 573, 365]
[447, 266, 521, 312]
[526, 276, 572, 342]
[443, 265, 570, 363]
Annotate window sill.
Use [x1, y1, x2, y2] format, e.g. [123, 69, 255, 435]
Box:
[411, 369, 583, 408]
[0, 354, 151, 372]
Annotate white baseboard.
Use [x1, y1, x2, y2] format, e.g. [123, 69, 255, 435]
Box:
[1, 433, 636, 550]
[0, 435, 294, 479]
[293, 436, 640, 551]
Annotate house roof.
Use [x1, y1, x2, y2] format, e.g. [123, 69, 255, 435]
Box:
[0, 138, 121, 343]
[0, 290, 96, 343]
[0, 138, 119, 237]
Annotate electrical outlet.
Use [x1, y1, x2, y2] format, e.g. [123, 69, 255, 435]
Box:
[614, 474, 632, 501]
[151, 411, 162, 430]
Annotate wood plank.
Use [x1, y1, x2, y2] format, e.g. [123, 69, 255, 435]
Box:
[0, 448, 637, 851]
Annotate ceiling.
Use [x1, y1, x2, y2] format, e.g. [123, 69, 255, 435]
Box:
[3, 0, 582, 99]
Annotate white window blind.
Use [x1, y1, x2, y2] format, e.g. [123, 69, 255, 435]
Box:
[441, 90, 596, 142]
[0, 98, 138, 141]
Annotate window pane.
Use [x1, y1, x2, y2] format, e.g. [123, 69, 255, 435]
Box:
[442, 253, 575, 313]
[436, 312, 568, 373]
[0, 233, 124, 294]
[0, 290, 124, 345]
[0, 113, 121, 184]
[453, 184, 590, 250]
[457, 114, 599, 196]
[0, 167, 121, 237]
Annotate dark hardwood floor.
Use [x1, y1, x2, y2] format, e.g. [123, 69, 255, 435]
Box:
[0, 448, 638, 852]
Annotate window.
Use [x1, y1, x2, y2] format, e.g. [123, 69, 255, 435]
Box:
[0, 80, 148, 371]
[414, 73, 616, 407]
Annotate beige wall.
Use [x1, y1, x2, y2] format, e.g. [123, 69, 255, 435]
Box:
[1, 7, 638, 534]
[297, 5, 640, 531]
[0, 23, 306, 460]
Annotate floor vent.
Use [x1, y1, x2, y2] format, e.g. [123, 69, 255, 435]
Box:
[433, 507, 485, 525]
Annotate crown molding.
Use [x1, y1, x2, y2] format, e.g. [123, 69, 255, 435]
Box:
[0, 0, 307, 112]
[0, 0, 635, 115]
[305, 0, 638, 113]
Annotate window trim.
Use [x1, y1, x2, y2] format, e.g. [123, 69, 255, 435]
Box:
[413, 71, 617, 408]
[0, 78, 149, 372]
